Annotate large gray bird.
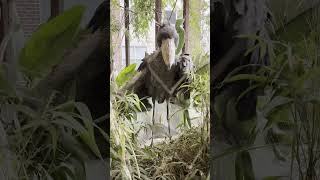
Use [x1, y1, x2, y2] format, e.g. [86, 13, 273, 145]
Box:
[121, 23, 193, 145]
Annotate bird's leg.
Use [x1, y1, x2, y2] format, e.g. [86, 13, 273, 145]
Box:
[167, 98, 171, 141]
[150, 99, 156, 147]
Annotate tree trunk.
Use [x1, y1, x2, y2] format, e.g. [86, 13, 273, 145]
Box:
[182, 0, 189, 54]
[51, 0, 60, 18]
[124, 0, 130, 66]
[155, 0, 162, 48]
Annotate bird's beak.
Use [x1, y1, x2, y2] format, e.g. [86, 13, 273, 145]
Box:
[161, 38, 175, 70]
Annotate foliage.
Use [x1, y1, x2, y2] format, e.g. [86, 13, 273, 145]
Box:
[111, 0, 123, 34]
[189, 0, 210, 55]
[111, 105, 210, 179]
[131, 0, 155, 38]
[19, 6, 85, 78]
[177, 53, 209, 130]
[213, 1, 320, 178]
[162, 0, 177, 10]
[116, 63, 137, 87]
[0, 63, 107, 180]
[0, 5, 108, 180]
[110, 81, 145, 179]
[137, 128, 209, 179]
[175, 19, 185, 55]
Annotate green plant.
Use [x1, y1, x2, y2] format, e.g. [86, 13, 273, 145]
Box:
[19, 5, 85, 78]
[131, 0, 155, 38]
[175, 53, 209, 131]
[175, 19, 185, 55]
[115, 63, 138, 88]
[212, 5, 320, 177]
[0, 5, 108, 180]
[111, 66, 148, 179]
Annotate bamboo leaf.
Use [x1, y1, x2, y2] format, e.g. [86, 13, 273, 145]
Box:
[175, 18, 185, 55]
[19, 5, 85, 78]
[116, 63, 137, 87]
[224, 74, 268, 84]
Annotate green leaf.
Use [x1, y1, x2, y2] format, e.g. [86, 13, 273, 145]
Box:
[262, 176, 287, 180]
[224, 74, 268, 84]
[195, 63, 209, 75]
[272, 1, 320, 54]
[19, 5, 85, 78]
[175, 19, 185, 55]
[47, 126, 58, 157]
[116, 63, 137, 87]
[74, 102, 95, 134]
[20, 120, 47, 131]
[273, 2, 320, 44]
[56, 162, 76, 179]
[74, 102, 101, 158]
[75, 102, 93, 123]
[50, 101, 76, 112]
[93, 124, 110, 142]
[262, 96, 293, 116]
[235, 151, 255, 180]
[236, 84, 261, 103]
[264, 104, 293, 130]
[79, 131, 102, 158]
[60, 132, 90, 160]
[52, 112, 86, 133]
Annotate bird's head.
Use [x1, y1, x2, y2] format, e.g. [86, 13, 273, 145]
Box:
[156, 23, 179, 70]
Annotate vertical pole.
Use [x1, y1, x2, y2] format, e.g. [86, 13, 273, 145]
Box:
[167, 98, 171, 140]
[151, 99, 156, 147]
[0, 0, 9, 62]
[182, 0, 189, 54]
[124, 0, 130, 66]
[155, 0, 162, 48]
[51, 0, 60, 18]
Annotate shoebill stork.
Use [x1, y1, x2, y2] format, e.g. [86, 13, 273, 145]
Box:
[121, 23, 193, 145]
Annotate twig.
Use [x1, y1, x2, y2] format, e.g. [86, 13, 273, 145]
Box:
[117, 5, 163, 17]
[187, 145, 206, 173]
[168, 0, 178, 22]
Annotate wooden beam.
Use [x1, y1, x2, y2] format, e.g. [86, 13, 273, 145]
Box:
[155, 0, 162, 48]
[51, 0, 60, 18]
[124, 0, 130, 66]
[182, 0, 189, 54]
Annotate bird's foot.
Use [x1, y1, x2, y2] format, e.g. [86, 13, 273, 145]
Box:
[150, 139, 154, 147]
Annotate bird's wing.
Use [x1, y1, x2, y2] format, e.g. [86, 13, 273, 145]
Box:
[137, 50, 161, 71]
[137, 58, 147, 71]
